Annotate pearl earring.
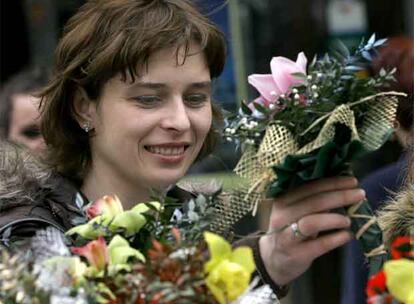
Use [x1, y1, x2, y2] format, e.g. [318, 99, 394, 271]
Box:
[82, 121, 92, 133]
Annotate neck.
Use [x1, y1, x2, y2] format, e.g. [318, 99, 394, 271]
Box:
[81, 165, 159, 210]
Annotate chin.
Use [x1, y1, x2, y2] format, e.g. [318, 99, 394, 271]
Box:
[150, 171, 186, 190]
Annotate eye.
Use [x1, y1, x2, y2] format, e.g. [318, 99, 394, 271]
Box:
[21, 127, 41, 139]
[131, 95, 162, 108]
[184, 94, 210, 107]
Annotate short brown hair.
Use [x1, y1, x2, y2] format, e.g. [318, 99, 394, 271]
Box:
[0, 67, 50, 139]
[40, 0, 226, 182]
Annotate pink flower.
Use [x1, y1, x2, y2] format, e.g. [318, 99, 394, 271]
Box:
[85, 195, 123, 219]
[248, 52, 307, 103]
[71, 237, 109, 271]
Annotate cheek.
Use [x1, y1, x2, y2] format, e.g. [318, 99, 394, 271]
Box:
[197, 108, 213, 140]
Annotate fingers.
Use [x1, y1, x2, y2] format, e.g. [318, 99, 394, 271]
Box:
[298, 230, 353, 261]
[297, 213, 351, 238]
[275, 176, 359, 206]
[276, 213, 352, 248]
[269, 188, 365, 229]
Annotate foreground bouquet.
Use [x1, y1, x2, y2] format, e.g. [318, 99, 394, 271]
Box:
[366, 236, 414, 304]
[0, 193, 256, 304]
[223, 34, 406, 274]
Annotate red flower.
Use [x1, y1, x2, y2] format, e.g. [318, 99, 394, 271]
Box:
[85, 195, 123, 219]
[71, 236, 109, 271]
[390, 236, 414, 259]
[366, 271, 387, 297]
[367, 294, 394, 304]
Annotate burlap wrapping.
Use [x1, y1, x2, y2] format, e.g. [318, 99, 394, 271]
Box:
[211, 92, 404, 237]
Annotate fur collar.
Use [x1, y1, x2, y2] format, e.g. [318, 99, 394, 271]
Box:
[378, 184, 414, 247]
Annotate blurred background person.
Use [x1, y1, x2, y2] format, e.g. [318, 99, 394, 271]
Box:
[0, 67, 49, 155]
[341, 35, 414, 304]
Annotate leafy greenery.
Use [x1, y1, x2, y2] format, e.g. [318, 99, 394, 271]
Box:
[225, 34, 396, 148]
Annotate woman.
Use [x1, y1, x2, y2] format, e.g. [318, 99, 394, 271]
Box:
[0, 0, 364, 299]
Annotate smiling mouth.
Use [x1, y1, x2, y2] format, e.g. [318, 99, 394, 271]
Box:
[145, 145, 189, 156]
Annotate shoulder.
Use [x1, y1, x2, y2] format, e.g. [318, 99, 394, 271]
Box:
[0, 142, 85, 247]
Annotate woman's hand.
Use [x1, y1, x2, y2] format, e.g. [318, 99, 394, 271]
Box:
[259, 176, 365, 286]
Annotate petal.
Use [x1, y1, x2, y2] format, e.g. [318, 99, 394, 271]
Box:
[217, 261, 250, 301]
[366, 271, 387, 297]
[204, 232, 232, 273]
[65, 218, 104, 239]
[131, 201, 162, 213]
[103, 195, 124, 216]
[271, 55, 307, 94]
[71, 237, 108, 271]
[384, 259, 414, 303]
[85, 195, 124, 219]
[85, 201, 103, 219]
[248, 74, 280, 101]
[109, 210, 147, 236]
[230, 247, 255, 274]
[108, 235, 145, 264]
[205, 270, 226, 304]
[296, 52, 308, 73]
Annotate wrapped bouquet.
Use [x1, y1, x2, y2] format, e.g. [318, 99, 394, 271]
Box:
[222, 34, 406, 274]
[0, 192, 263, 304]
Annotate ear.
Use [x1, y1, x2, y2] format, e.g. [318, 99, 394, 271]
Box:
[72, 86, 97, 131]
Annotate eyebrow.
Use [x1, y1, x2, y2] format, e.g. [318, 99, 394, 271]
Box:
[127, 81, 212, 91]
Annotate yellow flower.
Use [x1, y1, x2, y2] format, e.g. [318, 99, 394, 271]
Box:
[355, 69, 370, 79]
[66, 198, 162, 239]
[108, 235, 145, 266]
[204, 232, 255, 304]
[384, 259, 414, 304]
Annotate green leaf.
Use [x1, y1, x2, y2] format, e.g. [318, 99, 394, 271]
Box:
[241, 101, 252, 115]
[291, 72, 307, 80]
[367, 33, 376, 46]
[253, 101, 268, 114]
[345, 65, 364, 72]
[373, 38, 387, 47]
[335, 39, 350, 58]
[310, 55, 317, 67]
[361, 51, 373, 61]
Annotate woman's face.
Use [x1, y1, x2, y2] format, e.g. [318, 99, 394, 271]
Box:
[8, 94, 45, 154]
[88, 44, 212, 192]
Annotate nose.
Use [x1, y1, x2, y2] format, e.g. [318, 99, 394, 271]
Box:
[161, 98, 191, 132]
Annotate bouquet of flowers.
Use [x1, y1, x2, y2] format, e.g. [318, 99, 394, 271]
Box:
[0, 191, 260, 304]
[366, 235, 414, 304]
[221, 34, 406, 274]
